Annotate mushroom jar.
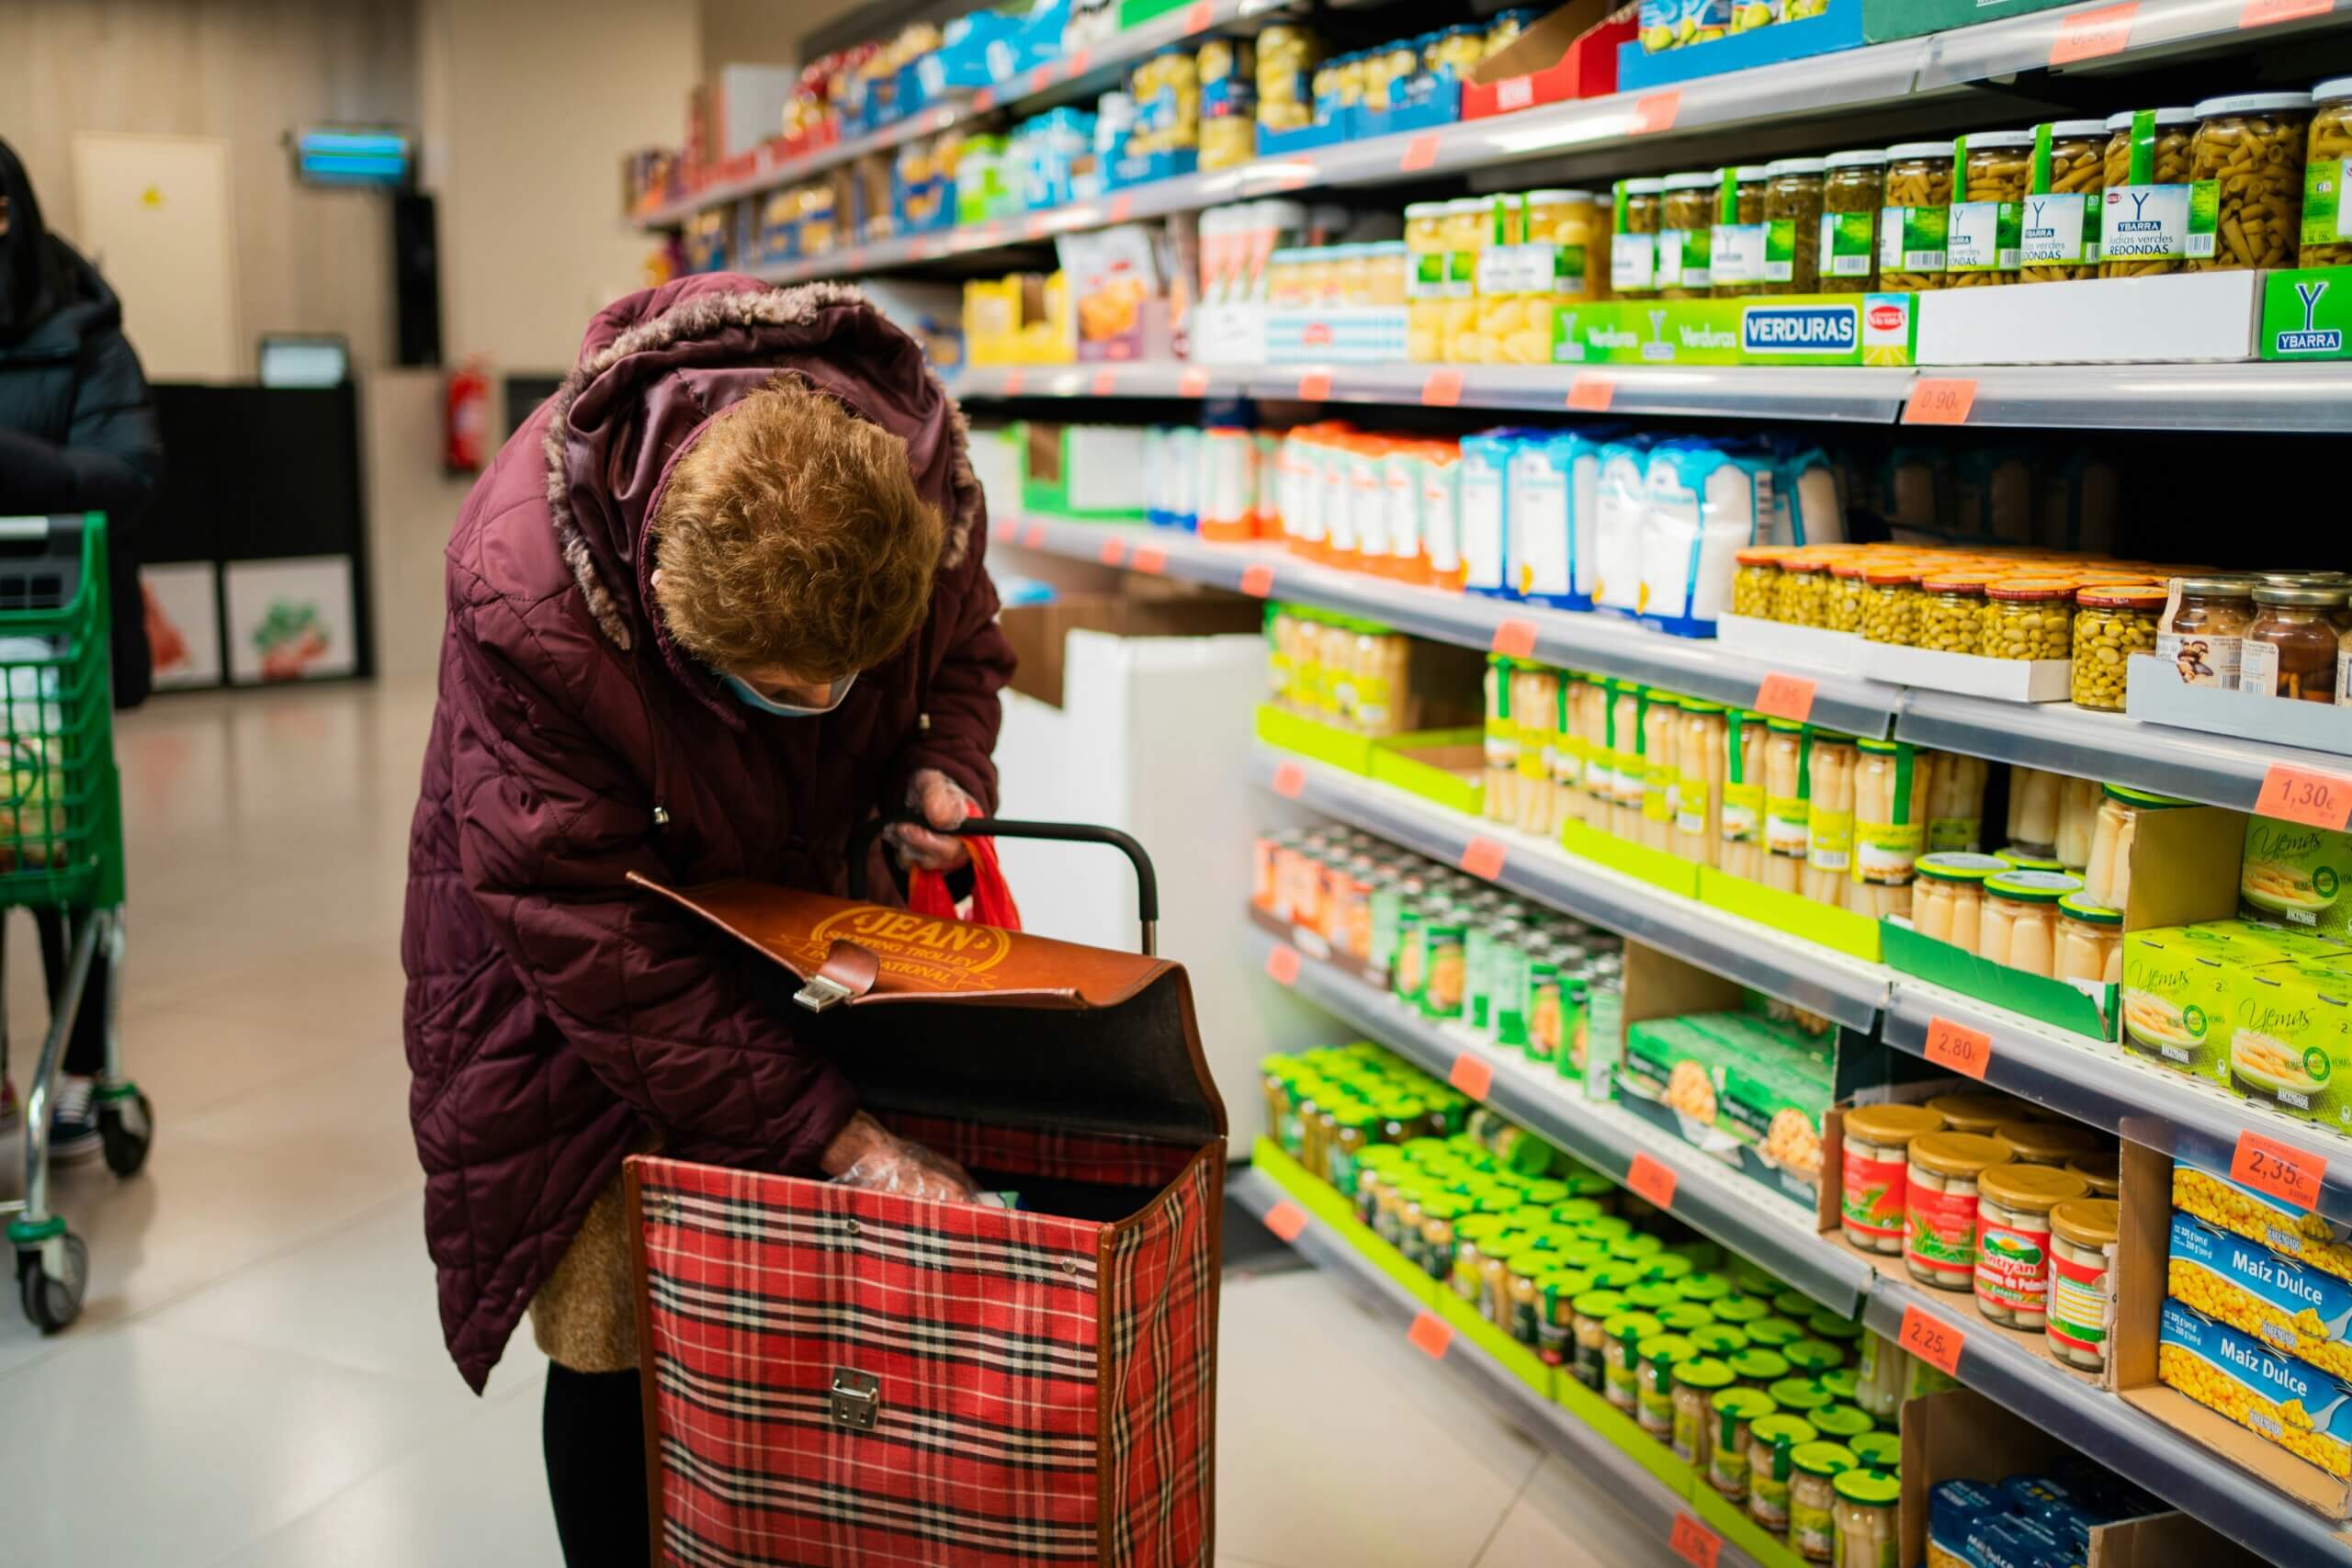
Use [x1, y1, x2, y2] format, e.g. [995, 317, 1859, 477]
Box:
[1841, 1104, 1946, 1254]
[1905, 1132, 2015, 1292]
[1973, 1163, 2089, 1331]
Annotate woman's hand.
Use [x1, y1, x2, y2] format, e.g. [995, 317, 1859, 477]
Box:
[820, 1110, 981, 1203]
[883, 769, 975, 871]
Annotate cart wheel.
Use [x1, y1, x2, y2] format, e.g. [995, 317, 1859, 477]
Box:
[97, 1089, 153, 1178]
[17, 1232, 86, 1334]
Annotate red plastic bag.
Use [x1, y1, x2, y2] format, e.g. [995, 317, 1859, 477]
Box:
[907, 831, 1023, 931]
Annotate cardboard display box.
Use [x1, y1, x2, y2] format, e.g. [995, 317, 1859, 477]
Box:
[1000, 588, 1263, 708]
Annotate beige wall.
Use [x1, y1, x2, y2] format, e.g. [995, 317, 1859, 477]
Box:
[417, 0, 700, 372]
[1, 0, 419, 374]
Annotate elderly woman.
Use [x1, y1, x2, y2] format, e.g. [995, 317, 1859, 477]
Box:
[401, 276, 1012, 1565]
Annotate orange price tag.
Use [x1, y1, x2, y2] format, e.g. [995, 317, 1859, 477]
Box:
[1239, 563, 1275, 598]
[1109, 193, 1135, 223]
[2051, 1, 2137, 63]
[1408, 1311, 1455, 1360]
[1296, 369, 1333, 401]
[1419, 368, 1464, 407]
[1182, 0, 1214, 32]
[1002, 368, 1028, 397]
[1272, 761, 1306, 798]
[1399, 132, 1442, 173]
[1265, 943, 1301, 987]
[1460, 838, 1506, 880]
[1668, 1513, 1722, 1568]
[1626, 1152, 1678, 1210]
[1754, 672, 1817, 723]
[1491, 618, 1539, 659]
[1023, 525, 1046, 548]
[2256, 763, 2352, 829]
[1632, 90, 1681, 135]
[1898, 1303, 1965, 1378]
[1566, 373, 1617, 413]
[1923, 1017, 1993, 1080]
[1905, 378, 1979, 425]
[1133, 545, 1168, 575]
[1177, 366, 1210, 397]
[1449, 1053, 1495, 1100]
[1098, 537, 1128, 567]
[1091, 369, 1118, 397]
[2243, 0, 2334, 23]
[1263, 1200, 1307, 1242]
[2233, 1133, 2328, 1213]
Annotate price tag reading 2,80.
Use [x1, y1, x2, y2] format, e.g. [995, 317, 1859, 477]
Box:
[1899, 1303, 1965, 1378]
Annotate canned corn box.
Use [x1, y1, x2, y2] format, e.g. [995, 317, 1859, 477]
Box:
[2157, 1298, 2352, 1481]
[2175, 1165, 2352, 1287]
[2170, 1211, 2352, 1382]
[1549, 293, 1917, 368]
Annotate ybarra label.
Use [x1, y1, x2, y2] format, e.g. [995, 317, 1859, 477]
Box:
[1739, 304, 1858, 355]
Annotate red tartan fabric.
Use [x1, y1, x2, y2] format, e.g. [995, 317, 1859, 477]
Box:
[1099, 1148, 1221, 1568]
[638, 1156, 1112, 1567]
[882, 1114, 1196, 1191]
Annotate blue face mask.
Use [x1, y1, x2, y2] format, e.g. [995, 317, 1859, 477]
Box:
[721, 671, 857, 717]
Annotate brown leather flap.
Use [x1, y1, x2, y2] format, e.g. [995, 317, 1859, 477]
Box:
[630, 874, 1227, 1145]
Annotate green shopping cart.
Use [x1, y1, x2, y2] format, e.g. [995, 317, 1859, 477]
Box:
[0, 514, 151, 1331]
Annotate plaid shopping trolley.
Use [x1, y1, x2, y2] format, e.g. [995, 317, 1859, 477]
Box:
[627, 816, 1225, 1568]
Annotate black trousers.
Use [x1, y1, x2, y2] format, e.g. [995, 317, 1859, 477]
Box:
[544, 1363, 650, 1567]
[28, 908, 107, 1080]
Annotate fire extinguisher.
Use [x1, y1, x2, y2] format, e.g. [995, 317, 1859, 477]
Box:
[445, 358, 491, 474]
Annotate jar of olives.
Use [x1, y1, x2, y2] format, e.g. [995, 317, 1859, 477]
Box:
[2308, 78, 2352, 269]
[2101, 107, 2198, 277]
[2188, 91, 2313, 271]
[1948, 130, 2034, 287]
[2070, 583, 2165, 710]
[1659, 173, 1717, 299]
[1859, 566, 1920, 646]
[1917, 572, 1992, 656]
[2021, 119, 2108, 282]
[1762, 157, 1826, 295]
[1819, 151, 1885, 293]
[1611, 178, 1664, 298]
[1984, 579, 2076, 660]
[1881, 141, 1954, 290]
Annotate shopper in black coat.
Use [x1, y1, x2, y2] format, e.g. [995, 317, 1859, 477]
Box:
[0, 136, 162, 1156]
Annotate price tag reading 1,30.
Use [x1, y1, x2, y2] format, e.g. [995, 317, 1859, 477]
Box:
[2233, 1131, 2328, 1213]
[1899, 1303, 1965, 1378]
[1626, 1152, 1677, 1210]
[2256, 763, 2352, 829]
[1923, 1016, 1992, 1080]
[1668, 1513, 1721, 1568]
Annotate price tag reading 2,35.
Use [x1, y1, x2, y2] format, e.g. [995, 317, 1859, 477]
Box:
[1668, 1513, 1721, 1568]
[2256, 763, 2352, 829]
[1923, 1017, 1992, 1079]
[1899, 1303, 1965, 1378]
[2233, 1131, 2328, 1213]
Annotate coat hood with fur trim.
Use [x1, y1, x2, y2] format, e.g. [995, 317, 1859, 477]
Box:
[539, 275, 981, 655]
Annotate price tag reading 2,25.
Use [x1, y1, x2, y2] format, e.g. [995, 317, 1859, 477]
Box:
[1899, 1303, 1965, 1378]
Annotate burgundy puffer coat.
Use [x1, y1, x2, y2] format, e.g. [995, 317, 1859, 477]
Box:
[402, 276, 1012, 1392]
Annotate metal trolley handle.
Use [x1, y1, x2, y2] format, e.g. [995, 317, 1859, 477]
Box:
[847, 815, 1160, 956]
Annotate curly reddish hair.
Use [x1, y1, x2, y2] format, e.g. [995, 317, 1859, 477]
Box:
[650, 378, 943, 681]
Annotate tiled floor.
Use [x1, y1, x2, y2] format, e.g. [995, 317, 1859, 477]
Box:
[0, 681, 1673, 1567]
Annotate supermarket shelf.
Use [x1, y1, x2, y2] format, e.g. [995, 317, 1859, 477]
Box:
[1890, 689, 2352, 817]
[995, 512, 1905, 737]
[1857, 1274, 2352, 1566]
[633, 0, 1256, 231]
[1246, 923, 1871, 1314]
[1247, 747, 1892, 1031]
[1883, 980, 2352, 1226]
[1228, 1165, 1771, 1568]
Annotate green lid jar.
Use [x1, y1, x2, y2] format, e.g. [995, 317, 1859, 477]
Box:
[1690, 1324, 1751, 1357]
[1747, 1315, 1805, 1349]
[1848, 1431, 1901, 1470]
[1712, 1292, 1771, 1325]
[1707, 1386, 1780, 1501]
[1785, 1337, 1849, 1375]
[1769, 1376, 1836, 1415]
[1811, 1402, 1875, 1439]
[1657, 1303, 1717, 1334]
[1676, 1270, 1733, 1306]
[1671, 1357, 1739, 1465]
[1729, 1347, 1792, 1386]
[1805, 1311, 1864, 1344]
